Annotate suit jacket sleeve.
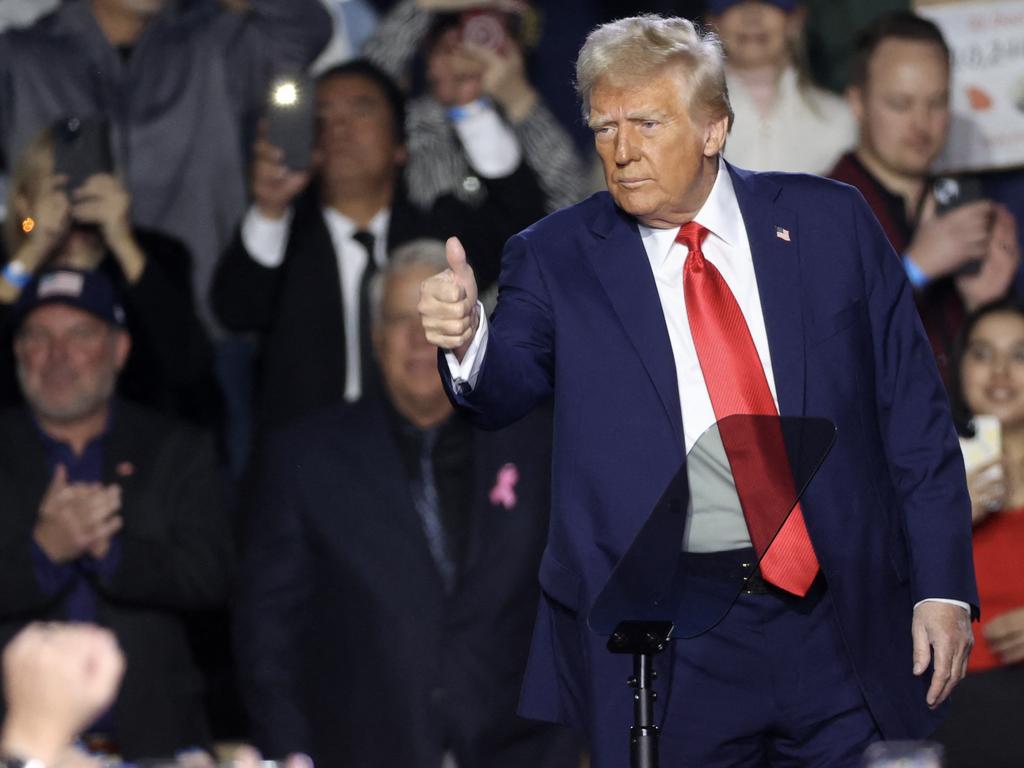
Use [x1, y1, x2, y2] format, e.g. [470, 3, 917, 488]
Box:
[233, 433, 315, 757]
[96, 429, 233, 611]
[854, 189, 978, 612]
[441, 231, 555, 430]
[211, 227, 286, 332]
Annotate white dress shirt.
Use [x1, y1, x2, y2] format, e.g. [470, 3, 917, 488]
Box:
[241, 204, 389, 402]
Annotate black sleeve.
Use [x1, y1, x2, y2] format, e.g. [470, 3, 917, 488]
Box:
[211, 227, 288, 332]
[430, 161, 548, 292]
[116, 232, 220, 425]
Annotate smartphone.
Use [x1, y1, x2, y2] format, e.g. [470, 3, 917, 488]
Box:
[959, 414, 1001, 475]
[52, 116, 114, 192]
[265, 74, 315, 171]
[460, 10, 509, 53]
[932, 175, 988, 275]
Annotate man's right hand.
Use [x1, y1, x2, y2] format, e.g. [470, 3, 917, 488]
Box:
[906, 198, 994, 279]
[251, 134, 313, 220]
[418, 236, 480, 361]
[33, 466, 123, 563]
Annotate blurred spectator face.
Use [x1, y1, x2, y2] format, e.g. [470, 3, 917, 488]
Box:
[713, 2, 801, 70]
[374, 263, 450, 422]
[961, 310, 1024, 429]
[590, 66, 728, 228]
[316, 73, 407, 187]
[14, 305, 129, 424]
[849, 38, 950, 179]
[427, 26, 485, 107]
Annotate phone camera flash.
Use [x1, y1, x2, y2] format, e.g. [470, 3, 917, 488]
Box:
[273, 82, 299, 107]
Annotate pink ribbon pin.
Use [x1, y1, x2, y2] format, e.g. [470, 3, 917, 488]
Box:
[489, 463, 519, 509]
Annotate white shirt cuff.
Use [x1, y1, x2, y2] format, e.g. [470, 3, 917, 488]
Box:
[443, 303, 488, 392]
[914, 598, 971, 614]
[241, 205, 293, 268]
[452, 101, 521, 179]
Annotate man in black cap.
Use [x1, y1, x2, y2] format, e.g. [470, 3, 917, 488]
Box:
[0, 269, 232, 761]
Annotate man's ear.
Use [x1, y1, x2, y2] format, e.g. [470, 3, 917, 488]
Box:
[703, 114, 730, 158]
[113, 330, 131, 372]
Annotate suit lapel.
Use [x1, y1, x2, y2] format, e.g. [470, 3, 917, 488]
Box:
[586, 200, 684, 446]
[729, 165, 806, 417]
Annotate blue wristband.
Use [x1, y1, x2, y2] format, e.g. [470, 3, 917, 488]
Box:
[445, 97, 493, 124]
[902, 253, 930, 289]
[1, 260, 31, 289]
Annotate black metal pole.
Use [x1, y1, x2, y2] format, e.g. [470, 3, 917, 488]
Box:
[630, 651, 659, 768]
[608, 621, 673, 768]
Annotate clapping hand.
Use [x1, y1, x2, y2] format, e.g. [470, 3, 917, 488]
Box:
[33, 465, 123, 564]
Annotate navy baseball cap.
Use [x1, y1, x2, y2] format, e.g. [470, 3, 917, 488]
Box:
[707, 0, 800, 14]
[11, 269, 127, 330]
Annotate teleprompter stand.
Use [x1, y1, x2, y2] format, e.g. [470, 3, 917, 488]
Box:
[607, 620, 674, 768]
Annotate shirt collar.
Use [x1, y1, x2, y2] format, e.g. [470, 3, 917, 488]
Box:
[637, 160, 745, 265]
[32, 398, 117, 459]
[322, 207, 391, 251]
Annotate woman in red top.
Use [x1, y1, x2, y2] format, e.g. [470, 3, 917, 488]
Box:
[933, 298, 1024, 768]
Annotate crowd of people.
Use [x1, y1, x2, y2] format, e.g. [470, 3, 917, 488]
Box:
[0, 1, 1020, 767]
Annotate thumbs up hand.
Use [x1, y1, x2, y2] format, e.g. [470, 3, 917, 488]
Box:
[418, 237, 481, 360]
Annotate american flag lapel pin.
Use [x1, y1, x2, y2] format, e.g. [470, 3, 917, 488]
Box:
[775, 226, 791, 242]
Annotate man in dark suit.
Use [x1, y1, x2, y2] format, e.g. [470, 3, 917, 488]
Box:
[419, 14, 977, 768]
[234, 239, 577, 768]
[212, 59, 546, 432]
[0, 268, 233, 760]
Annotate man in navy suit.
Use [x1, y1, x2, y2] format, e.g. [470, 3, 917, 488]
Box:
[419, 14, 977, 768]
[234, 239, 577, 768]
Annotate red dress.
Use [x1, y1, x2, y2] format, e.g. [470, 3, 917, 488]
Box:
[969, 506, 1024, 672]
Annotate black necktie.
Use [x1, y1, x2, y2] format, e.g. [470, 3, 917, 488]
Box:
[412, 427, 457, 593]
[353, 230, 378, 397]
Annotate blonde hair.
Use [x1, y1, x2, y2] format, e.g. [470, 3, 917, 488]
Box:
[575, 14, 734, 129]
[4, 127, 55, 257]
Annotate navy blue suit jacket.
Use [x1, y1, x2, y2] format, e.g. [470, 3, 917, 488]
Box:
[442, 163, 978, 753]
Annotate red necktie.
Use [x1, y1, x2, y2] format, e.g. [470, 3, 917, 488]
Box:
[679, 221, 819, 596]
